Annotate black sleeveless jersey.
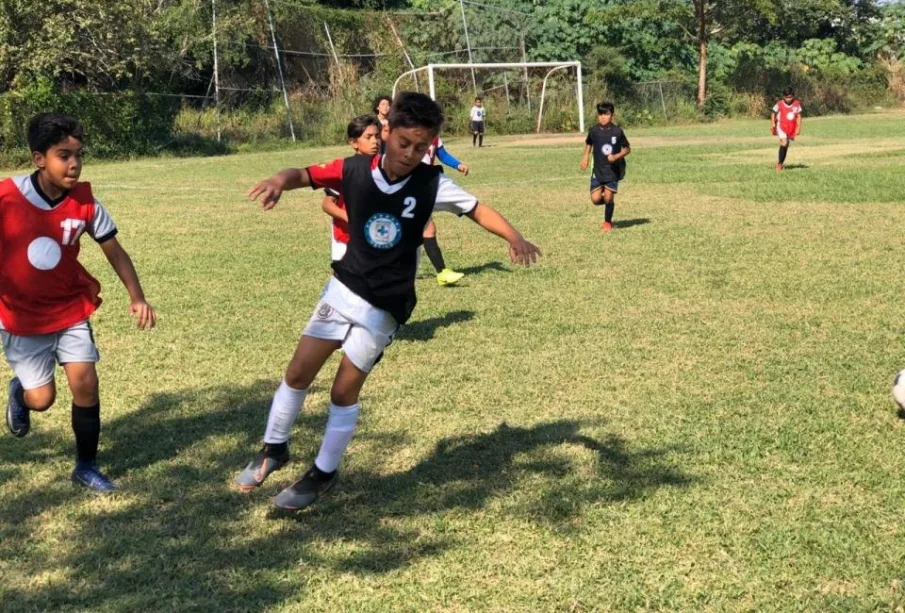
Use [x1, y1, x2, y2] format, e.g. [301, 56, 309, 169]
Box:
[313, 154, 443, 324]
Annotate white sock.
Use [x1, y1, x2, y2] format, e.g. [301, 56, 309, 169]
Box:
[263, 380, 308, 444]
[314, 402, 360, 473]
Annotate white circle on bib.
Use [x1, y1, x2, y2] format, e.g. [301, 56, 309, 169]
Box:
[786, 111, 795, 121]
[28, 237, 62, 271]
[602, 144, 613, 156]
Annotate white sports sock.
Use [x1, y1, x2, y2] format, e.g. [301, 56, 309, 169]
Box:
[314, 402, 360, 473]
[263, 380, 308, 444]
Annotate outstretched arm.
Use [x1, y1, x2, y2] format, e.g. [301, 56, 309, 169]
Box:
[248, 168, 312, 210]
[99, 238, 156, 329]
[436, 145, 468, 175]
[466, 203, 541, 266]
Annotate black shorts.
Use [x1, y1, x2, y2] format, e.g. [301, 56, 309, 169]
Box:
[590, 176, 618, 194]
[470, 121, 485, 134]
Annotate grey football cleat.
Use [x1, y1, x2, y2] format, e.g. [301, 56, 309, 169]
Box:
[273, 465, 338, 511]
[235, 445, 289, 492]
[6, 377, 29, 438]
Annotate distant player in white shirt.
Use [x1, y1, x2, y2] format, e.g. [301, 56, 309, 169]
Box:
[469, 97, 485, 147]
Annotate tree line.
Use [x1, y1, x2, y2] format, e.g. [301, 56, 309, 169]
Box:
[0, 0, 902, 159]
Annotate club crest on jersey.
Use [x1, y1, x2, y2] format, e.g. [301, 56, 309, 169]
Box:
[602, 144, 613, 155]
[364, 213, 402, 249]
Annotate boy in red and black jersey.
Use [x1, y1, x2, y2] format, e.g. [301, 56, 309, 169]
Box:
[237, 92, 541, 511]
[771, 87, 803, 171]
[320, 114, 381, 262]
[1, 113, 156, 493]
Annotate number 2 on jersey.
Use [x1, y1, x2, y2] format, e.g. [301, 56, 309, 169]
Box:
[402, 197, 417, 219]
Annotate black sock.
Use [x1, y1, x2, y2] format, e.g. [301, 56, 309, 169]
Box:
[479, 134, 483, 147]
[779, 145, 788, 164]
[472, 133, 477, 146]
[72, 402, 100, 465]
[264, 442, 288, 458]
[605, 201, 615, 223]
[423, 236, 446, 273]
[310, 464, 336, 481]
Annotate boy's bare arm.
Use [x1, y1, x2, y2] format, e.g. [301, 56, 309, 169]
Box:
[99, 238, 156, 330]
[580, 144, 593, 170]
[248, 168, 312, 210]
[466, 203, 541, 267]
[321, 195, 348, 223]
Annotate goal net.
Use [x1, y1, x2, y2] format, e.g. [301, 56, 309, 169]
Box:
[393, 61, 585, 134]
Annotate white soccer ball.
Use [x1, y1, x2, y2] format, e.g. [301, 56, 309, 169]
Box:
[893, 370, 905, 411]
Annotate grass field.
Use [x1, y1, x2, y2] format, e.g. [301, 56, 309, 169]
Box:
[2, 110, 905, 613]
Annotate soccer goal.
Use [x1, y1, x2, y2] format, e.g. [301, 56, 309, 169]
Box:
[392, 61, 585, 134]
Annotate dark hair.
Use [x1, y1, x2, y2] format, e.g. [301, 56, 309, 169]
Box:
[596, 102, 615, 115]
[782, 87, 794, 97]
[475, 97, 482, 102]
[27, 113, 84, 153]
[372, 94, 392, 114]
[388, 92, 444, 133]
[347, 114, 380, 140]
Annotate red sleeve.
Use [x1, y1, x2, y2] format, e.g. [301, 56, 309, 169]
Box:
[306, 158, 344, 192]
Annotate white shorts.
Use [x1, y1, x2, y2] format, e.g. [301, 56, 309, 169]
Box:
[302, 277, 398, 373]
[1, 320, 100, 389]
[331, 237, 347, 262]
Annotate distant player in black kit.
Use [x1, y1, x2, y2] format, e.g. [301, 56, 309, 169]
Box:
[238, 92, 542, 511]
[580, 102, 631, 232]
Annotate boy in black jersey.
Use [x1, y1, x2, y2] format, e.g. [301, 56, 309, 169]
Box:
[237, 92, 541, 511]
[580, 102, 631, 232]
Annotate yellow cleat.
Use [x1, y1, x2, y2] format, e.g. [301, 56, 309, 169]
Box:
[437, 268, 465, 286]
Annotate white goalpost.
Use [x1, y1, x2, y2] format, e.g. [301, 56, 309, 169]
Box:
[392, 61, 585, 134]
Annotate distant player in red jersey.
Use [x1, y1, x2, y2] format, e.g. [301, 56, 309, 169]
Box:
[771, 87, 802, 171]
[237, 92, 541, 511]
[1, 113, 156, 493]
[321, 115, 381, 262]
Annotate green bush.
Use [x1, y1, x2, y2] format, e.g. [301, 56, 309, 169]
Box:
[0, 54, 896, 166]
[0, 78, 182, 166]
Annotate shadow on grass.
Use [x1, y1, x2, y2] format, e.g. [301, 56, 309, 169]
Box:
[396, 309, 475, 342]
[781, 163, 810, 170]
[613, 218, 650, 229]
[0, 380, 695, 610]
[456, 261, 510, 276]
